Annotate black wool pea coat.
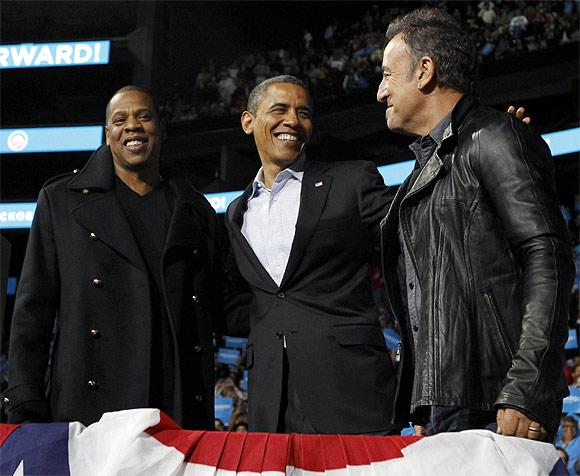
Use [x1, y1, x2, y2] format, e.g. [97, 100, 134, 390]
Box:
[4, 145, 222, 428]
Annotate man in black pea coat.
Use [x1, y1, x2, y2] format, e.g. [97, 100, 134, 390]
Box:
[224, 75, 398, 434]
[3, 86, 222, 428]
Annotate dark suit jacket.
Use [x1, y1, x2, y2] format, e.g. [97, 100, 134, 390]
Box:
[225, 159, 398, 434]
[4, 145, 222, 428]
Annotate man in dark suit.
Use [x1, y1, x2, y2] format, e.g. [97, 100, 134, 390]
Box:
[225, 75, 398, 434]
[3, 86, 222, 428]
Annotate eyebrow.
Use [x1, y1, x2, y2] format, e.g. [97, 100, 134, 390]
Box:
[267, 102, 289, 110]
[267, 102, 312, 113]
[110, 108, 154, 119]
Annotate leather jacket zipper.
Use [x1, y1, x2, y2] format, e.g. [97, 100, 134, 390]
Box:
[483, 292, 514, 360]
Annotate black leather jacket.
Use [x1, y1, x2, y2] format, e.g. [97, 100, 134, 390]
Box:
[381, 96, 574, 433]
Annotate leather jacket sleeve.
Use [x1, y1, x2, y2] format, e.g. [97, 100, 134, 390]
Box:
[475, 115, 574, 431]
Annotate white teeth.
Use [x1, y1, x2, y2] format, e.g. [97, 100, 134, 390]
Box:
[126, 140, 143, 146]
[277, 133, 299, 141]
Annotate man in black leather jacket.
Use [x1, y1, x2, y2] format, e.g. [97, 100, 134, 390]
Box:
[377, 8, 574, 440]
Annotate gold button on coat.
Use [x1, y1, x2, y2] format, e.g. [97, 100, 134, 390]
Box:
[89, 232, 97, 241]
[191, 295, 199, 303]
[93, 278, 103, 288]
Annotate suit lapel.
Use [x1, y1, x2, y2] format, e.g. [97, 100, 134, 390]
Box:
[279, 161, 331, 288]
[163, 176, 206, 254]
[229, 185, 278, 290]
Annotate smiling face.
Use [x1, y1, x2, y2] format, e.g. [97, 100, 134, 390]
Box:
[241, 82, 313, 170]
[376, 34, 423, 136]
[105, 89, 162, 172]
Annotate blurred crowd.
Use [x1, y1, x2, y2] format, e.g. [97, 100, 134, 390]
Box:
[159, 1, 579, 126]
[213, 361, 249, 432]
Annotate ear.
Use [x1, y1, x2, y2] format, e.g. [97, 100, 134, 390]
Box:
[416, 55, 436, 91]
[241, 111, 254, 135]
[105, 126, 110, 146]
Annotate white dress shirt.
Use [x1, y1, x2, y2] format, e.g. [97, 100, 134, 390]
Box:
[241, 156, 305, 286]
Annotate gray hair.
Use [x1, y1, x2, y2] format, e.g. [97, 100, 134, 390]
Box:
[386, 8, 478, 95]
[246, 75, 312, 114]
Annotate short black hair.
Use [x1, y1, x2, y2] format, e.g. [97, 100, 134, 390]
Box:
[246, 75, 312, 115]
[386, 8, 478, 95]
[105, 85, 158, 124]
[563, 415, 578, 427]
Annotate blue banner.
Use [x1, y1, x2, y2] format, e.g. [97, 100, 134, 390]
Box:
[375, 127, 580, 185]
[382, 328, 400, 351]
[0, 126, 103, 154]
[563, 387, 580, 415]
[214, 396, 234, 426]
[224, 336, 248, 349]
[379, 160, 414, 186]
[204, 191, 244, 214]
[6, 277, 17, 296]
[0, 202, 36, 229]
[0, 41, 110, 69]
[242, 370, 248, 391]
[543, 127, 580, 157]
[566, 327, 578, 350]
[2, 127, 577, 227]
[216, 348, 241, 366]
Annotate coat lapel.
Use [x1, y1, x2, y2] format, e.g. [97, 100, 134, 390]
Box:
[72, 193, 146, 269]
[279, 161, 331, 288]
[405, 151, 445, 198]
[69, 146, 146, 270]
[404, 96, 477, 200]
[380, 173, 412, 265]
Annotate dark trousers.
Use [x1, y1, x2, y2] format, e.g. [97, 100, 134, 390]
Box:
[277, 349, 317, 434]
[425, 406, 497, 435]
[276, 349, 398, 435]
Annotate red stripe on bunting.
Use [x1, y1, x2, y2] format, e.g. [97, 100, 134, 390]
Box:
[144, 413, 423, 472]
[145, 412, 205, 457]
[237, 432, 270, 472]
[0, 424, 20, 447]
[217, 431, 247, 470]
[362, 435, 422, 460]
[320, 434, 348, 470]
[190, 430, 230, 466]
[262, 433, 292, 471]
